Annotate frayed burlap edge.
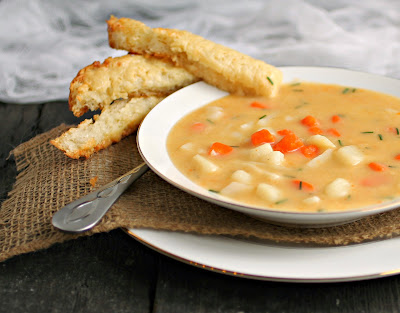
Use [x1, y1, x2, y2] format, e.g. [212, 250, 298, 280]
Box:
[2, 124, 400, 262]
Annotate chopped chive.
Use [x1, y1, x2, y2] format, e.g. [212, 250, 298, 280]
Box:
[352, 88, 357, 93]
[206, 119, 214, 124]
[299, 181, 303, 190]
[396, 128, 399, 135]
[208, 189, 219, 193]
[292, 89, 304, 92]
[275, 198, 288, 205]
[338, 139, 343, 146]
[317, 208, 325, 212]
[229, 145, 239, 148]
[259, 114, 267, 120]
[267, 76, 274, 85]
[388, 165, 396, 168]
[290, 82, 301, 87]
[284, 175, 296, 179]
[342, 88, 350, 94]
[361, 131, 374, 134]
[378, 134, 383, 140]
[295, 101, 309, 109]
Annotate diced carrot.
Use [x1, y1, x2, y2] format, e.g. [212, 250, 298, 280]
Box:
[273, 132, 304, 153]
[277, 129, 293, 136]
[191, 122, 206, 132]
[208, 142, 233, 156]
[300, 144, 319, 158]
[293, 180, 315, 191]
[327, 128, 341, 137]
[368, 162, 387, 172]
[250, 101, 270, 109]
[251, 129, 275, 146]
[388, 127, 400, 135]
[395, 154, 400, 160]
[308, 126, 323, 135]
[331, 115, 341, 123]
[361, 175, 390, 187]
[301, 115, 319, 127]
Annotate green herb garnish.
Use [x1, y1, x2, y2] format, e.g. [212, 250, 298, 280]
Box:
[299, 181, 303, 190]
[378, 134, 383, 140]
[208, 189, 219, 193]
[295, 101, 309, 109]
[275, 199, 288, 205]
[206, 119, 214, 124]
[342, 88, 356, 94]
[292, 89, 304, 92]
[267, 76, 274, 85]
[361, 131, 374, 134]
[338, 139, 343, 146]
[259, 114, 267, 120]
[290, 82, 301, 87]
[396, 128, 400, 135]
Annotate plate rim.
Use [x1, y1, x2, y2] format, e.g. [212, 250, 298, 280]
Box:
[126, 228, 400, 283]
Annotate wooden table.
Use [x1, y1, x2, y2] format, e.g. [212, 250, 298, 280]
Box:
[2, 101, 400, 313]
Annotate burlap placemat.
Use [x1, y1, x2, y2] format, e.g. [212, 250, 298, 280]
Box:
[2, 124, 400, 262]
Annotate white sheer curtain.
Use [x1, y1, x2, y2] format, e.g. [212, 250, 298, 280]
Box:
[0, 0, 399, 103]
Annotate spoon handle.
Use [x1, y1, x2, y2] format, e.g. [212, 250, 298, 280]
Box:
[52, 162, 149, 232]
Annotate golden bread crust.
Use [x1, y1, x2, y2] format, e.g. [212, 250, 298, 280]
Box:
[51, 97, 162, 159]
[107, 16, 282, 97]
[69, 53, 198, 117]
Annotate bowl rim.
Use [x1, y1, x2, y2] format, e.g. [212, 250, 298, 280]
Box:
[137, 66, 400, 219]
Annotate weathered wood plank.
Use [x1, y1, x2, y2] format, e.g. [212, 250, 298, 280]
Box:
[0, 230, 157, 313]
[153, 252, 400, 313]
[0, 102, 157, 313]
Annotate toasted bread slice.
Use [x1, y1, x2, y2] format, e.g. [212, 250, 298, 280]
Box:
[107, 16, 283, 98]
[51, 96, 162, 159]
[69, 54, 198, 117]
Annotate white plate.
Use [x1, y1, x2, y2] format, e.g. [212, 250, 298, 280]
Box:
[137, 66, 400, 227]
[127, 228, 400, 282]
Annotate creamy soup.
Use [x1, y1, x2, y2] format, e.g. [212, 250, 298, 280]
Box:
[167, 83, 400, 212]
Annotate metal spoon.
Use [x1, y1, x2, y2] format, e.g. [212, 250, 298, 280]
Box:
[52, 162, 149, 232]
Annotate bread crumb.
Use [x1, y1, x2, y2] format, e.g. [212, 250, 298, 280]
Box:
[90, 176, 98, 187]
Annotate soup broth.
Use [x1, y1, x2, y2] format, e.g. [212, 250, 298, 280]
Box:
[167, 83, 400, 212]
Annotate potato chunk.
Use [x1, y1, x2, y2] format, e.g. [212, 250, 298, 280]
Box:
[306, 149, 333, 168]
[306, 135, 336, 149]
[256, 183, 282, 203]
[231, 170, 252, 184]
[179, 142, 195, 152]
[193, 154, 219, 174]
[249, 143, 273, 161]
[206, 106, 224, 122]
[265, 151, 284, 166]
[302, 196, 321, 205]
[221, 182, 253, 196]
[335, 145, 364, 166]
[325, 178, 351, 198]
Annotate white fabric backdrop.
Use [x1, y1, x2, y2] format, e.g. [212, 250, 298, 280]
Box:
[0, 0, 399, 103]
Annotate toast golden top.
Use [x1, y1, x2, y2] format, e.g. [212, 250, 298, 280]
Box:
[69, 53, 198, 117]
[107, 16, 283, 98]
